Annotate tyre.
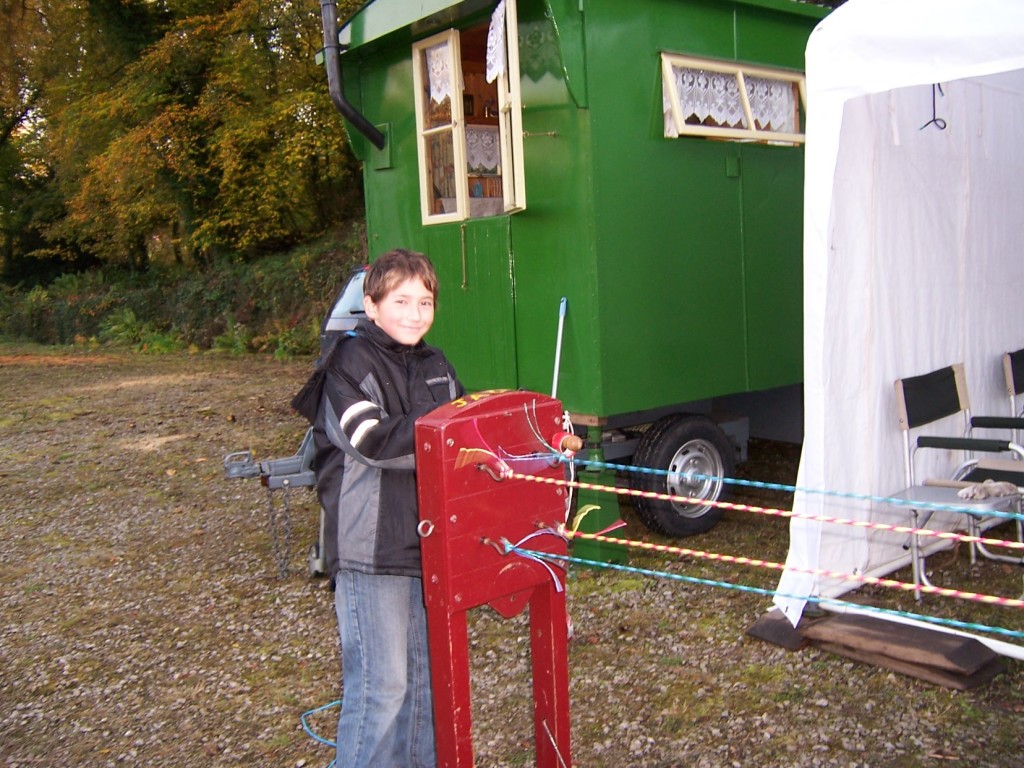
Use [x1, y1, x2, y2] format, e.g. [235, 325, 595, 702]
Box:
[630, 414, 735, 537]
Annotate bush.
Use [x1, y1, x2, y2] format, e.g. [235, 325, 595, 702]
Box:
[211, 314, 253, 356]
[0, 221, 366, 355]
[135, 331, 185, 355]
[99, 307, 150, 346]
[264, 316, 321, 361]
[99, 306, 186, 353]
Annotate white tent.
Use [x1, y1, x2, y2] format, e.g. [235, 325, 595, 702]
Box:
[774, 0, 1024, 656]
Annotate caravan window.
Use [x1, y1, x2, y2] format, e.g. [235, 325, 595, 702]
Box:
[412, 0, 526, 225]
[661, 54, 806, 145]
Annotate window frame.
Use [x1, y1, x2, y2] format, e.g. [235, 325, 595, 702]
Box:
[411, 1, 525, 226]
[661, 53, 807, 145]
[494, 0, 525, 213]
[412, 29, 468, 225]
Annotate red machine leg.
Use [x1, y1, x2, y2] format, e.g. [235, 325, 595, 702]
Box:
[416, 390, 573, 768]
[426, 608, 474, 766]
[529, 583, 571, 767]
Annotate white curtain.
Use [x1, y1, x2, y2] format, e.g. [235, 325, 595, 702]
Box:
[663, 66, 797, 136]
[745, 76, 797, 132]
[426, 41, 453, 104]
[485, 0, 507, 83]
[775, 0, 1024, 655]
[466, 125, 500, 174]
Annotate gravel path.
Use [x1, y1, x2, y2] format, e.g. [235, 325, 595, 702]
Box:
[1, 351, 1021, 767]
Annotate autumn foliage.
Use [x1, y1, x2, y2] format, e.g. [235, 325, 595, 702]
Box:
[1, 0, 365, 283]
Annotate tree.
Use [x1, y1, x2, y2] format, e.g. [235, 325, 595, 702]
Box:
[1, 0, 169, 280]
[2, 0, 364, 281]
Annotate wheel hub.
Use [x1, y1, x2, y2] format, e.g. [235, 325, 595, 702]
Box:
[665, 439, 724, 517]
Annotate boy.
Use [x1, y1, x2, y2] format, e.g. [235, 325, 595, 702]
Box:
[317, 249, 463, 768]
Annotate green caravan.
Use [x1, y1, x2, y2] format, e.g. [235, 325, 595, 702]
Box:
[318, 0, 829, 546]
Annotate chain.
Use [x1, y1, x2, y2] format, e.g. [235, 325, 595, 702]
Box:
[265, 484, 293, 578]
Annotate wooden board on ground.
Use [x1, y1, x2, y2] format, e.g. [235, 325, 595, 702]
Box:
[813, 640, 1006, 691]
[800, 613, 999, 675]
[745, 608, 818, 651]
[747, 609, 1007, 689]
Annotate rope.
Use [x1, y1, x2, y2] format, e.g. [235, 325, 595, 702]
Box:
[297, 424, 1023, 759]
[567, 455, 1024, 523]
[510, 471, 1024, 554]
[506, 544, 1024, 641]
[301, 699, 340, 768]
[506, 529, 568, 592]
[561, 528, 1024, 609]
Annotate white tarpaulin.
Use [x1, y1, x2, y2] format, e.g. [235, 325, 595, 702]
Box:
[773, 0, 1024, 651]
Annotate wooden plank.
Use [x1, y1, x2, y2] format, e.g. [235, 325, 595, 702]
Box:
[801, 614, 998, 675]
[745, 608, 811, 651]
[814, 641, 1006, 691]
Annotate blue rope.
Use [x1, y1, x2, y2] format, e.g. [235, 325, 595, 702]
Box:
[302, 548, 1020, 763]
[508, 544, 1024, 641]
[564, 455, 1024, 522]
[301, 699, 340, 768]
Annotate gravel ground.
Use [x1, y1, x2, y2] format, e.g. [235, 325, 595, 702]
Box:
[1, 349, 1021, 767]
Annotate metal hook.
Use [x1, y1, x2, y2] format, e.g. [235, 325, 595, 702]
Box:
[477, 463, 508, 482]
[920, 83, 946, 131]
[480, 537, 508, 555]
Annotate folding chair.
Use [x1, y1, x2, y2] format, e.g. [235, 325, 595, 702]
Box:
[890, 363, 1024, 599]
[954, 348, 1024, 450]
[1003, 348, 1024, 441]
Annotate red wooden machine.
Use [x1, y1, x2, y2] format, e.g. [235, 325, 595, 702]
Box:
[416, 390, 580, 768]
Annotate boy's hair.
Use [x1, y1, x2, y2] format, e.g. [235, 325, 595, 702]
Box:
[363, 249, 439, 303]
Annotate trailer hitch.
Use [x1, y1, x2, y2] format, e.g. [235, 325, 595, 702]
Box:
[223, 428, 323, 577]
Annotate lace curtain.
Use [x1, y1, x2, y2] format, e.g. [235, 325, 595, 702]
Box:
[664, 65, 797, 136]
[745, 76, 797, 132]
[466, 125, 500, 174]
[518, 20, 560, 82]
[485, 0, 506, 83]
[426, 41, 454, 104]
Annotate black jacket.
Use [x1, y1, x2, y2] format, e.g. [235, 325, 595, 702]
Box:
[314, 319, 462, 577]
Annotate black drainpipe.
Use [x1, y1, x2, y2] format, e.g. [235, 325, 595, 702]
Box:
[320, 0, 387, 150]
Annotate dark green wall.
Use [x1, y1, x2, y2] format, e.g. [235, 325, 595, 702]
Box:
[506, 0, 601, 410]
[337, 0, 825, 420]
[582, 0, 815, 416]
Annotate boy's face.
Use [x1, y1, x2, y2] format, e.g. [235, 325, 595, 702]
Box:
[363, 277, 436, 346]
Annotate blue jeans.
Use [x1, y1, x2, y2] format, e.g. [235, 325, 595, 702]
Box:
[334, 571, 436, 768]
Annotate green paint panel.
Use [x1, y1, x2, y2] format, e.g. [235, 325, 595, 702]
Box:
[542, 0, 588, 107]
[575, 0, 812, 416]
[337, 0, 825, 421]
[738, 143, 804, 388]
[425, 219, 518, 390]
[341, 0, 494, 51]
[510, 7, 602, 409]
[736, 3, 822, 69]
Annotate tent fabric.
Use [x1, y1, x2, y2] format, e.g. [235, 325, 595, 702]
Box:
[774, 0, 1024, 633]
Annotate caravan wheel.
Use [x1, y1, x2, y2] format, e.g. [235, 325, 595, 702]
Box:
[631, 414, 734, 537]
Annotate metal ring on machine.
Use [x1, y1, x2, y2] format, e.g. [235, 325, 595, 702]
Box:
[417, 519, 435, 538]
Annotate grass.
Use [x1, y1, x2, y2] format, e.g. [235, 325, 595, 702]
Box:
[2, 350, 1022, 767]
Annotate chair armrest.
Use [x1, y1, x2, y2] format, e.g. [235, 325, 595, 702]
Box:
[917, 435, 1012, 452]
[971, 415, 1024, 430]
